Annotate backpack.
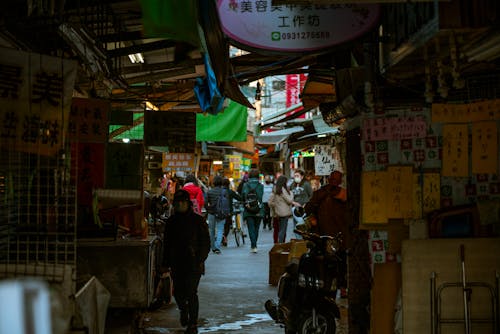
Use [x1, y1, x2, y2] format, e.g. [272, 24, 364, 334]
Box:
[214, 188, 231, 219]
[244, 183, 261, 214]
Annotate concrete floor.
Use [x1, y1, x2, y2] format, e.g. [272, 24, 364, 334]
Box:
[106, 221, 348, 333]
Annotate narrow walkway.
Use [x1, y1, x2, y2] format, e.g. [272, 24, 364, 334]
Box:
[107, 221, 348, 333]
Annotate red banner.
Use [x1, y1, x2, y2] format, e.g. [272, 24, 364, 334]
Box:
[71, 143, 105, 206]
[285, 74, 307, 118]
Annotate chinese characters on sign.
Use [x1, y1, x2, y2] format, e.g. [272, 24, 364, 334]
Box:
[314, 145, 335, 176]
[362, 117, 427, 141]
[69, 98, 109, 143]
[472, 122, 498, 174]
[432, 100, 500, 123]
[71, 143, 105, 206]
[162, 153, 195, 173]
[442, 124, 468, 177]
[422, 173, 440, 214]
[0, 48, 77, 155]
[218, 1, 380, 52]
[386, 166, 413, 219]
[361, 171, 388, 224]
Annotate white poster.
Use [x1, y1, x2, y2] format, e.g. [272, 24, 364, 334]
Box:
[314, 145, 335, 176]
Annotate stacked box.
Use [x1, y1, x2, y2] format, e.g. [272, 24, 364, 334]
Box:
[268, 243, 291, 285]
[288, 239, 308, 261]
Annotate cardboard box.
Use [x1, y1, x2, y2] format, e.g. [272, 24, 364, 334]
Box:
[268, 243, 291, 285]
[288, 239, 308, 261]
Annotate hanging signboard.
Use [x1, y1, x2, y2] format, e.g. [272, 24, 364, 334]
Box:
[472, 121, 497, 174]
[106, 143, 143, 190]
[69, 98, 109, 143]
[162, 153, 196, 173]
[0, 47, 77, 156]
[71, 142, 105, 206]
[144, 111, 196, 152]
[314, 145, 335, 176]
[217, 1, 380, 53]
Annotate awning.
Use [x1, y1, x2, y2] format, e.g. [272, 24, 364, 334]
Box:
[296, 116, 340, 140]
[260, 103, 307, 128]
[255, 126, 304, 145]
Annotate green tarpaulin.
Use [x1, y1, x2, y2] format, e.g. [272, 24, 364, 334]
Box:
[196, 100, 247, 142]
[140, 0, 201, 48]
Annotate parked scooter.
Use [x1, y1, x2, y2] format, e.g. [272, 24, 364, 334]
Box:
[265, 228, 343, 334]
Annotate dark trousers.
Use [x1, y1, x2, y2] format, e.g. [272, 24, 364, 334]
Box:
[262, 203, 272, 228]
[246, 215, 261, 248]
[223, 216, 231, 238]
[272, 217, 279, 243]
[171, 272, 201, 326]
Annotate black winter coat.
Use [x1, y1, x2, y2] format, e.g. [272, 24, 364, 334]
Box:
[163, 209, 210, 274]
[205, 186, 223, 215]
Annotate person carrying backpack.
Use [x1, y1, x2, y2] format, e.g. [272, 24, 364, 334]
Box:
[205, 175, 230, 254]
[241, 168, 264, 253]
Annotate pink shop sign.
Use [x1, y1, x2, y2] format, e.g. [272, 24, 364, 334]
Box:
[217, 1, 380, 53]
[362, 117, 428, 141]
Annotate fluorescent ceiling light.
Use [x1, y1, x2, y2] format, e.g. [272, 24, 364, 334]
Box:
[128, 53, 144, 64]
[213, 160, 223, 165]
[145, 100, 159, 111]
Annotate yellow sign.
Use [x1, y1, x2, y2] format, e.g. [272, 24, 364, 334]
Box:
[472, 122, 498, 174]
[411, 173, 423, 219]
[386, 166, 413, 219]
[442, 124, 469, 177]
[361, 171, 388, 224]
[432, 99, 500, 123]
[423, 173, 440, 214]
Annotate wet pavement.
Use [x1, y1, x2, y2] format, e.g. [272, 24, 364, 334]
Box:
[106, 222, 348, 333]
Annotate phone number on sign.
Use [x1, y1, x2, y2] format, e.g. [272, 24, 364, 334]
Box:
[273, 31, 331, 41]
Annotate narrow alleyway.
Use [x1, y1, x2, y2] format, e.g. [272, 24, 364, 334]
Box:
[106, 223, 348, 333]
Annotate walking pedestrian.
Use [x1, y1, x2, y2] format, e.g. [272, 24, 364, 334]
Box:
[268, 175, 299, 243]
[222, 178, 242, 246]
[290, 169, 313, 235]
[162, 189, 210, 334]
[262, 174, 274, 230]
[183, 174, 205, 216]
[205, 175, 227, 254]
[241, 168, 264, 253]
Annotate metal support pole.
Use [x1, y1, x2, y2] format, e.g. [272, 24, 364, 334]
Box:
[460, 245, 471, 334]
[431, 271, 436, 334]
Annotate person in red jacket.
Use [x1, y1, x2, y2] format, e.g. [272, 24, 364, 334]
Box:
[183, 174, 205, 216]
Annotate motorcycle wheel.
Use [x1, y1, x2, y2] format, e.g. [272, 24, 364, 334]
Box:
[296, 311, 336, 334]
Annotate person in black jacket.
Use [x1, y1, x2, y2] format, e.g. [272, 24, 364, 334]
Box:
[222, 177, 242, 246]
[163, 189, 210, 334]
[205, 175, 228, 254]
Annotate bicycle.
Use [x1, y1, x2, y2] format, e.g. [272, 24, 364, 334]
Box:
[231, 201, 246, 247]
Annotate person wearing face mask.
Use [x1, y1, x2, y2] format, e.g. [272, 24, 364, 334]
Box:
[162, 189, 210, 334]
[261, 175, 274, 231]
[290, 169, 313, 235]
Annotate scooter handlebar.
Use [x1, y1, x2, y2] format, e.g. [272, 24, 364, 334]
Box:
[293, 229, 343, 243]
